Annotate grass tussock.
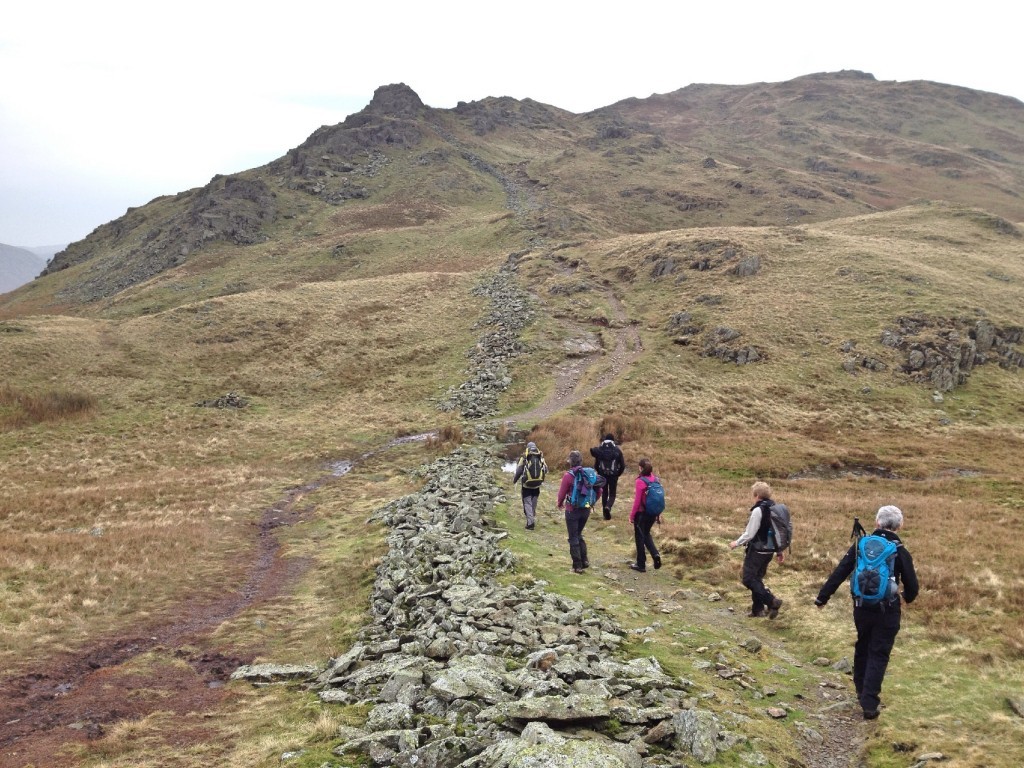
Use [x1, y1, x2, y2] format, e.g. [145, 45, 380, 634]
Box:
[0, 384, 97, 427]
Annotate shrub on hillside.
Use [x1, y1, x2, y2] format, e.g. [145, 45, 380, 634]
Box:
[0, 385, 97, 427]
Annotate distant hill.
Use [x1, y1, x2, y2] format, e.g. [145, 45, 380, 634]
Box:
[8, 70, 1022, 312]
[0, 243, 47, 294]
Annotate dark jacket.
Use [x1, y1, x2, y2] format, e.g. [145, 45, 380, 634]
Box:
[816, 528, 919, 608]
[590, 441, 625, 478]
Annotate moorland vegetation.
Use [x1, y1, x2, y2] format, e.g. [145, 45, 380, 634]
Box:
[1, 71, 1023, 767]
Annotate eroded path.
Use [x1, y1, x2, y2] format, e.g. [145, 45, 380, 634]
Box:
[0, 435, 431, 768]
[509, 292, 643, 425]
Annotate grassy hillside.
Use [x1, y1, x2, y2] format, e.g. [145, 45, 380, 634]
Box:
[1, 74, 1023, 767]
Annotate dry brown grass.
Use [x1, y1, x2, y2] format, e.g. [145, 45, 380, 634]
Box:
[0, 384, 97, 427]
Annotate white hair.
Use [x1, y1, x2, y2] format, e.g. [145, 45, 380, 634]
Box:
[876, 505, 904, 531]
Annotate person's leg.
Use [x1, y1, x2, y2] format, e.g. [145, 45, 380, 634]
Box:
[633, 522, 647, 570]
[641, 515, 661, 568]
[578, 508, 590, 567]
[852, 609, 873, 699]
[565, 509, 583, 570]
[860, 608, 901, 715]
[741, 549, 774, 614]
[522, 492, 537, 528]
[606, 475, 618, 517]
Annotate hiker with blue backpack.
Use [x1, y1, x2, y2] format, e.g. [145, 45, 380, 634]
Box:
[814, 505, 919, 720]
[729, 481, 788, 619]
[556, 450, 605, 574]
[628, 458, 664, 572]
[512, 442, 547, 530]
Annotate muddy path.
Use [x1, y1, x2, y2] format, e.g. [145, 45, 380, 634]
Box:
[0, 434, 432, 768]
[508, 291, 643, 426]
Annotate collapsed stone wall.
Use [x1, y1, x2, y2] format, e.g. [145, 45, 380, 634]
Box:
[438, 262, 533, 419]
[234, 446, 752, 766]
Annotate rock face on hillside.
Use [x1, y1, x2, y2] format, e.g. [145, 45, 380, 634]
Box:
[886, 315, 1024, 391]
[840, 314, 1024, 391]
[44, 175, 276, 300]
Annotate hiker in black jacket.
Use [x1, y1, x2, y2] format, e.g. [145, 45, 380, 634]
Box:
[730, 481, 785, 619]
[815, 505, 919, 720]
[590, 434, 625, 520]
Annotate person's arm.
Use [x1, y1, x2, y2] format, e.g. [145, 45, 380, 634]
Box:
[730, 508, 761, 549]
[815, 544, 857, 606]
[556, 472, 573, 509]
[630, 476, 646, 523]
[512, 459, 524, 485]
[898, 546, 919, 604]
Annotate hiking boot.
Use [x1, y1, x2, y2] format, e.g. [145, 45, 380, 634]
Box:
[862, 708, 880, 720]
[572, 567, 585, 574]
[653, 555, 662, 570]
[748, 608, 767, 618]
[582, 560, 590, 569]
[525, 522, 535, 530]
[767, 597, 783, 619]
[603, 509, 611, 520]
[629, 563, 646, 573]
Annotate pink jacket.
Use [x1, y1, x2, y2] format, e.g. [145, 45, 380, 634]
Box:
[630, 473, 658, 523]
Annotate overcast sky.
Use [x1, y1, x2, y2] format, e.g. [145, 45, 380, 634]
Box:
[2, 1, 1021, 248]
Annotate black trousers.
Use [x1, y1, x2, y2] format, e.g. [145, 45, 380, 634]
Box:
[600, 474, 619, 512]
[741, 548, 776, 613]
[633, 514, 660, 568]
[564, 506, 591, 569]
[853, 603, 901, 713]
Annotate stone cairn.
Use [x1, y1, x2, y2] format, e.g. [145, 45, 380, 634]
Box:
[438, 262, 533, 419]
[234, 446, 744, 766]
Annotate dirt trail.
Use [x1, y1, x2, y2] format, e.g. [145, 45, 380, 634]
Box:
[509, 292, 643, 425]
[0, 435, 431, 768]
[501, 288, 866, 766]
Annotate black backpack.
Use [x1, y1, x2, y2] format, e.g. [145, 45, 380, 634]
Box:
[521, 452, 546, 489]
[767, 503, 793, 552]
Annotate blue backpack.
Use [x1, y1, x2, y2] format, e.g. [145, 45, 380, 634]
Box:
[640, 476, 665, 517]
[568, 467, 600, 510]
[851, 535, 900, 606]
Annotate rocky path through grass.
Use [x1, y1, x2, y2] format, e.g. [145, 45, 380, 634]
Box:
[509, 291, 643, 426]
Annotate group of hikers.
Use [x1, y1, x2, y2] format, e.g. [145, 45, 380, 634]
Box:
[511, 436, 919, 722]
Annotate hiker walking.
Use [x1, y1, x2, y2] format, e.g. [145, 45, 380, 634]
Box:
[729, 481, 785, 618]
[511, 441, 547, 530]
[814, 505, 919, 720]
[628, 457, 663, 572]
[556, 450, 605, 574]
[590, 433, 626, 520]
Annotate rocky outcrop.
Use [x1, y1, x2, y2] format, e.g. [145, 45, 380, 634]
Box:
[48, 175, 276, 301]
[438, 262, 533, 418]
[871, 315, 1024, 392]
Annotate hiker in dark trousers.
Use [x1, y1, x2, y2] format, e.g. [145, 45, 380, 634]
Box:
[815, 505, 919, 720]
[556, 450, 604, 574]
[729, 481, 785, 618]
[511, 442, 547, 530]
[628, 458, 662, 572]
[590, 434, 625, 520]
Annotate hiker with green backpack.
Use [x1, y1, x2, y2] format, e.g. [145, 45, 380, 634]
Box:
[628, 458, 664, 572]
[814, 505, 919, 720]
[556, 450, 606, 574]
[512, 442, 547, 530]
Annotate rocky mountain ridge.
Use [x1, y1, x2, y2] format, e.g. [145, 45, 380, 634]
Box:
[24, 73, 1024, 307]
